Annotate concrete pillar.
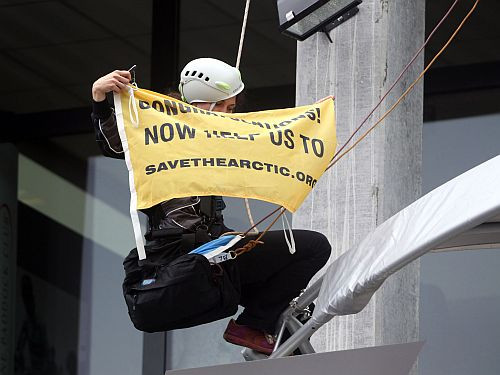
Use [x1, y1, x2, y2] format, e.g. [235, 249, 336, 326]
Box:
[0, 144, 17, 375]
[294, 0, 424, 356]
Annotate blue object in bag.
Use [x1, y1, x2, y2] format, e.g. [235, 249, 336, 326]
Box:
[190, 235, 238, 255]
[189, 235, 243, 262]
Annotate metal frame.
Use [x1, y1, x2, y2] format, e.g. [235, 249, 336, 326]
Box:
[242, 277, 324, 360]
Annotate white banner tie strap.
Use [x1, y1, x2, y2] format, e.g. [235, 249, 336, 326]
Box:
[114, 89, 146, 260]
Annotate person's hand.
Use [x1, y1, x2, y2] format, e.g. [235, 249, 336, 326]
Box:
[92, 70, 132, 102]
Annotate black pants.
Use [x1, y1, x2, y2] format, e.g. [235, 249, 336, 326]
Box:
[232, 230, 331, 333]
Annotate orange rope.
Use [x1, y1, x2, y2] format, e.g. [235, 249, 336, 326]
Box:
[234, 208, 286, 257]
[243, 205, 283, 236]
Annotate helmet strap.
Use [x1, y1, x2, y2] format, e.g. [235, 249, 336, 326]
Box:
[178, 83, 187, 102]
[209, 102, 217, 111]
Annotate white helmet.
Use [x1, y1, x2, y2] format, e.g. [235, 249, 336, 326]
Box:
[179, 58, 244, 104]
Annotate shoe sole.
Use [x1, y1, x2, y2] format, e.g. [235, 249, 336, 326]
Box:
[223, 332, 273, 355]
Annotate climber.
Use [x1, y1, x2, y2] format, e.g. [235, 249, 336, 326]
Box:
[90, 57, 331, 355]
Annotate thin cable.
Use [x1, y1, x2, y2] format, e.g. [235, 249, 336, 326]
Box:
[236, 0, 251, 70]
[331, 0, 459, 161]
[234, 0, 258, 232]
[327, 0, 480, 170]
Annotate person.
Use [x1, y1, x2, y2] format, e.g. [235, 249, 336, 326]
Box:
[91, 57, 331, 355]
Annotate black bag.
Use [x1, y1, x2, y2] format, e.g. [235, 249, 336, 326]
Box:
[122, 242, 240, 333]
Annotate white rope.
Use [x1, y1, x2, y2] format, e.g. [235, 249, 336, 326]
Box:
[281, 208, 296, 254]
[244, 198, 259, 233]
[128, 86, 140, 128]
[236, 0, 251, 70]
[235, 0, 259, 233]
[113, 91, 146, 260]
[98, 114, 124, 154]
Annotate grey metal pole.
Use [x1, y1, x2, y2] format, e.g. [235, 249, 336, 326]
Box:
[285, 316, 316, 354]
[280, 276, 323, 318]
[269, 319, 323, 359]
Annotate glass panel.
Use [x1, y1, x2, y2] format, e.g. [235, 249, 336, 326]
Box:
[16, 137, 144, 375]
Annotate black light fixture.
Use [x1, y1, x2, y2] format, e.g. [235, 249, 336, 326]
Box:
[277, 0, 362, 42]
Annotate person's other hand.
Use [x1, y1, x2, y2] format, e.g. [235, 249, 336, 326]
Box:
[92, 70, 131, 102]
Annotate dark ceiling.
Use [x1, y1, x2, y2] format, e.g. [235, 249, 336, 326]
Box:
[1, 0, 153, 113]
[0, 0, 296, 114]
[1, 0, 499, 116]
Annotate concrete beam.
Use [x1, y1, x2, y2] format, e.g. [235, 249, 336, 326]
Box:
[293, 0, 425, 367]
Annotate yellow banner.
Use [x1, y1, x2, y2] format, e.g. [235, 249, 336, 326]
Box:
[114, 87, 336, 212]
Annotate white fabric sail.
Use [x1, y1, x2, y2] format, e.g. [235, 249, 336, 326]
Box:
[313, 155, 500, 323]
